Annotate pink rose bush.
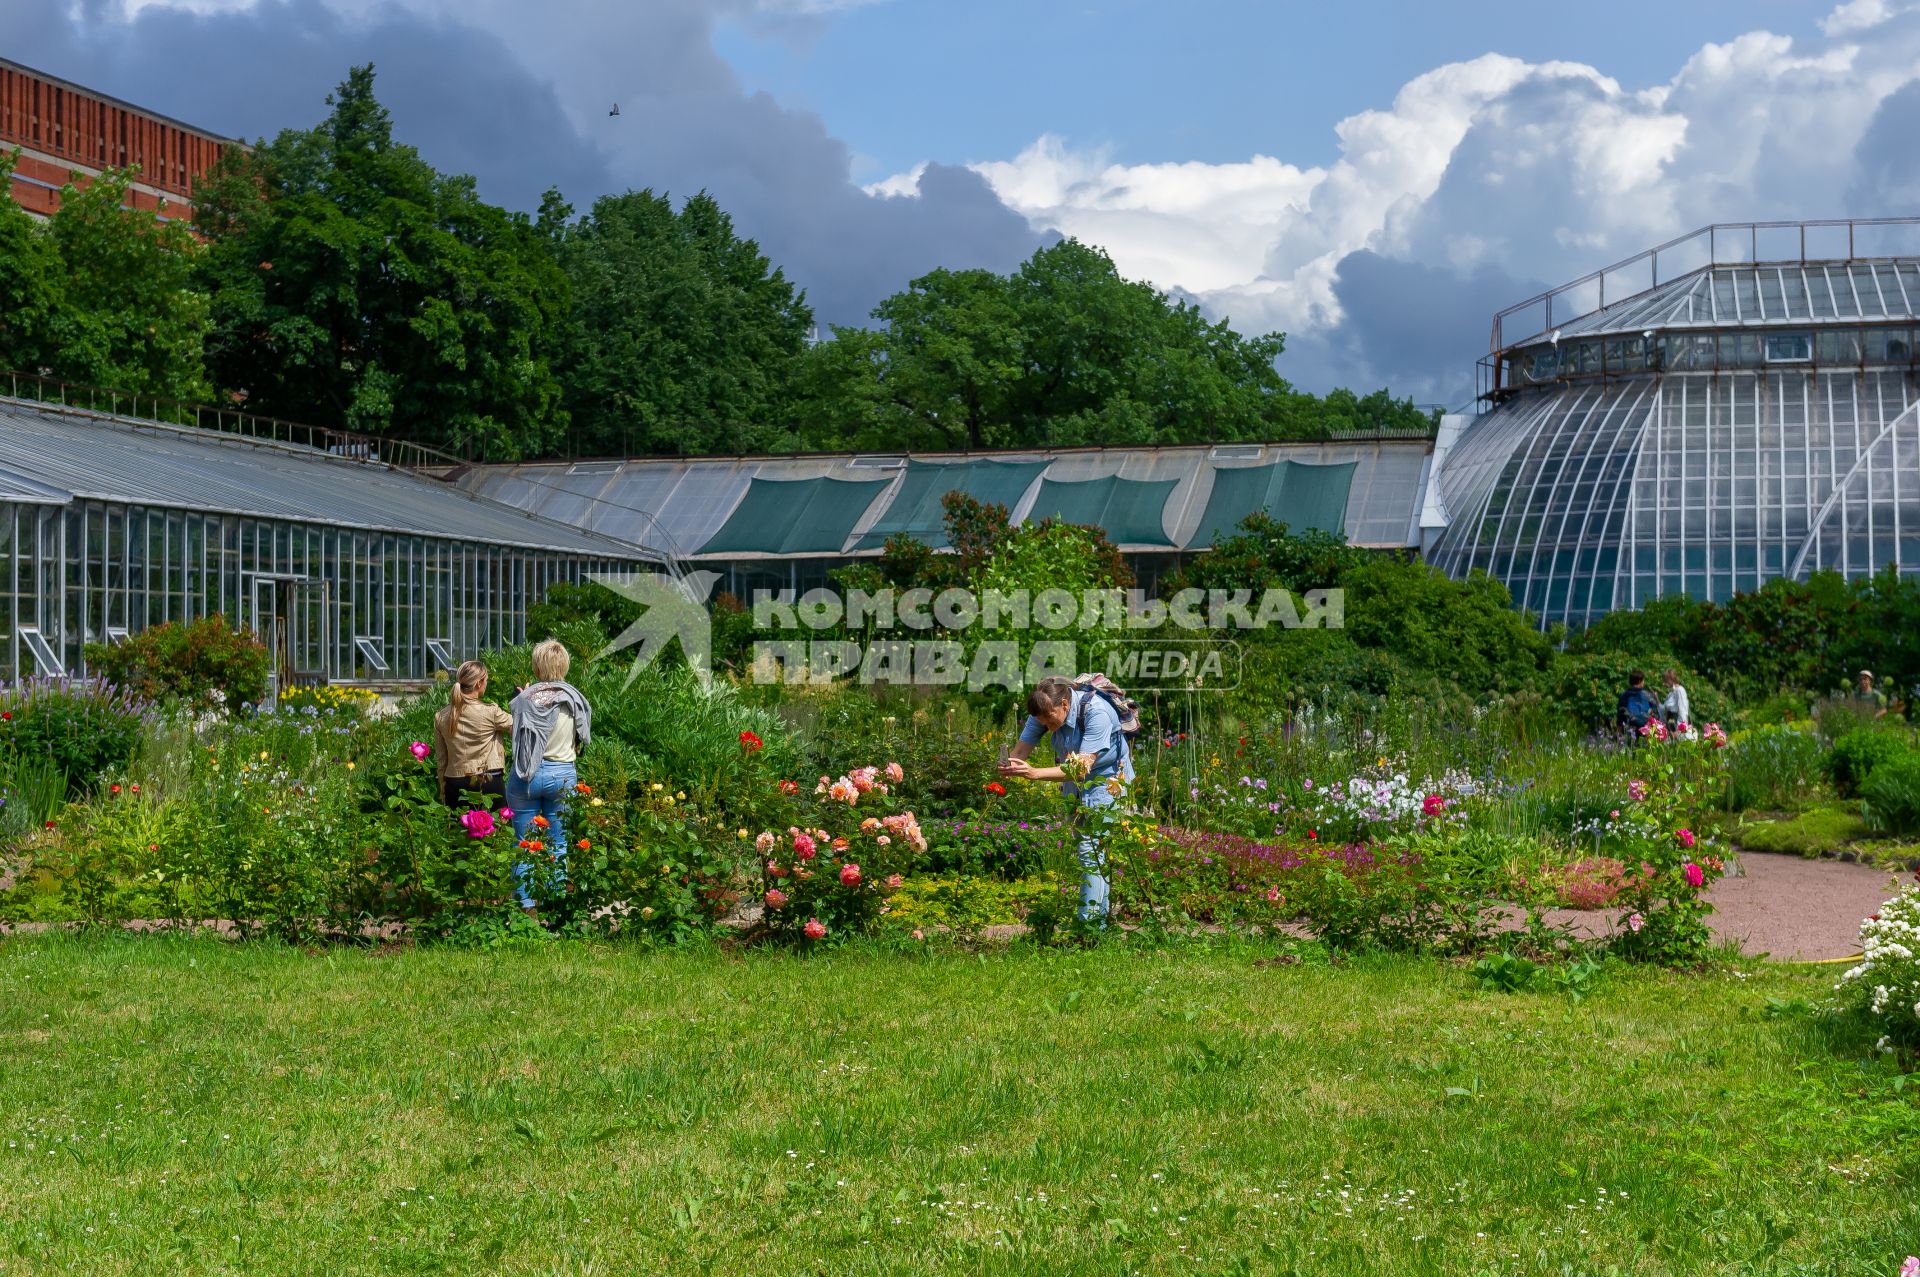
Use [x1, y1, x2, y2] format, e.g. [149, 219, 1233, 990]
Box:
[758, 760, 924, 943]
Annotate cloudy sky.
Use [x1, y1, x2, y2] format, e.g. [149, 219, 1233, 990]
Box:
[11, 0, 1920, 405]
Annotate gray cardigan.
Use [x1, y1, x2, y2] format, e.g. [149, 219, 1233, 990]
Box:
[509, 680, 593, 782]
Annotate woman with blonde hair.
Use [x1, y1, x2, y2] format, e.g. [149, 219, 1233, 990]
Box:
[507, 639, 593, 907]
[433, 660, 512, 808]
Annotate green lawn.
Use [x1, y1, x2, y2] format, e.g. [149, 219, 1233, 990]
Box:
[2, 934, 1916, 1275]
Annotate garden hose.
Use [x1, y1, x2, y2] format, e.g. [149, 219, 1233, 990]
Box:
[1784, 954, 1865, 965]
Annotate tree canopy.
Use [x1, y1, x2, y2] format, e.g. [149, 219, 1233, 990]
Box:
[0, 154, 210, 403]
[551, 188, 812, 457]
[193, 66, 568, 459]
[792, 239, 1437, 450]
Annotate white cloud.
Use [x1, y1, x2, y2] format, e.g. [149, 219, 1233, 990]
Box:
[864, 2, 1920, 398]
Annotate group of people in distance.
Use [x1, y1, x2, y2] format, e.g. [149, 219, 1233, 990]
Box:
[429, 639, 592, 907]
[1617, 664, 1899, 742]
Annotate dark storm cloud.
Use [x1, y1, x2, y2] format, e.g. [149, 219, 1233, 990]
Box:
[1848, 77, 1920, 215]
[2, 0, 613, 213]
[5, 0, 1046, 325]
[1314, 249, 1549, 406]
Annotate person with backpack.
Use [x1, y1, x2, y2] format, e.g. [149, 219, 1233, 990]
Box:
[999, 674, 1138, 925]
[1616, 669, 1658, 743]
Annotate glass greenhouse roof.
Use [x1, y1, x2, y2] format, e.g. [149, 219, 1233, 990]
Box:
[0, 398, 653, 559]
[1511, 260, 1920, 346]
[1431, 369, 1920, 629]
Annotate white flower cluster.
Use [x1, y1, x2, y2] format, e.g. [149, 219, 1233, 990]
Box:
[1837, 884, 1920, 1047]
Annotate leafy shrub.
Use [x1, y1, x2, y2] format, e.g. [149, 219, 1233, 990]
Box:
[1827, 727, 1913, 798]
[0, 750, 66, 840]
[923, 812, 1072, 878]
[1835, 882, 1920, 1051]
[84, 615, 269, 712]
[548, 776, 746, 941]
[1733, 806, 1868, 857]
[881, 873, 1069, 933]
[1738, 691, 1814, 729]
[0, 679, 151, 795]
[1724, 725, 1826, 811]
[1861, 753, 1920, 836]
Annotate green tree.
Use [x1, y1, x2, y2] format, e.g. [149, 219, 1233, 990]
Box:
[193, 66, 567, 458]
[795, 238, 1436, 450]
[46, 167, 211, 403]
[0, 151, 67, 378]
[552, 189, 812, 456]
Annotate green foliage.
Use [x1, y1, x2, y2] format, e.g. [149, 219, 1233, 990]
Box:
[46, 167, 212, 402]
[526, 580, 642, 645]
[794, 238, 1435, 451]
[1339, 562, 1554, 695]
[1733, 806, 1870, 858]
[0, 152, 70, 376]
[1723, 725, 1826, 811]
[879, 872, 1069, 933]
[0, 154, 210, 401]
[552, 189, 812, 456]
[0, 681, 149, 796]
[1472, 950, 1604, 1001]
[1827, 727, 1913, 798]
[194, 66, 567, 458]
[84, 615, 269, 713]
[1860, 752, 1920, 836]
[1163, 513, 1372, 595]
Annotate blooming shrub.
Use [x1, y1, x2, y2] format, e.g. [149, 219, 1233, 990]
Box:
[84, 615, 269, 714]
[0, 679, 153, 796]
[754, 761, 928, 941]
[1598, 759, 1728, 964]
[1836, 882, 1920, 1052]
[922, 813, 1072, 879]
[276, 684, 380, 716]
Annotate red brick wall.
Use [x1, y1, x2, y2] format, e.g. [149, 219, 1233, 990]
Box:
[0, 61, 234, 216]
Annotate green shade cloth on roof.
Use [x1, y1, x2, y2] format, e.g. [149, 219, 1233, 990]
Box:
[1185, 460, 1357, 548]
[697, 475, 894, 555]
[1026, 475, 1179, 547]
[854, 458, 1050, 550]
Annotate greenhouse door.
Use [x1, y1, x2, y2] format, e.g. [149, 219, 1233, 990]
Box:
[251, 577, 330, 706]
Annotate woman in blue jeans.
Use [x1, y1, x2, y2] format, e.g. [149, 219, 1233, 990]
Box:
[507, 639, 592, 908]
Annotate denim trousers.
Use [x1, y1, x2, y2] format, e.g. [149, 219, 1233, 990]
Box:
[506, 760, 576, 906]
[1074, 788, 1116, 924]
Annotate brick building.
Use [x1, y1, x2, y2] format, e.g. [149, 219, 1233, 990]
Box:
[0, 57, 238, 220]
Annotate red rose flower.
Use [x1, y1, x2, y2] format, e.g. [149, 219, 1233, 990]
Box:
[740, 730, 764, 753]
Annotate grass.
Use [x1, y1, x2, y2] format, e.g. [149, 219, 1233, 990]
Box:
[2, 934, 1918, 1275]
[1736, 806, 1874, 858]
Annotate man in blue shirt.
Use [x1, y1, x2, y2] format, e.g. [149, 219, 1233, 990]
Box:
[1000, 675, 1135, 923]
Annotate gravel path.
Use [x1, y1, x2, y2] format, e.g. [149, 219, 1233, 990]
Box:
[1701, 852, 1907, 961]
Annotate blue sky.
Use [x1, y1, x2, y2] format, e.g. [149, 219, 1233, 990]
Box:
[717, 0, 1825, 180]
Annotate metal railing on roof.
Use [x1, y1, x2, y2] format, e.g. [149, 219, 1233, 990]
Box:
[1486, 217, 1920, 356]
[2, 369, 469, 471]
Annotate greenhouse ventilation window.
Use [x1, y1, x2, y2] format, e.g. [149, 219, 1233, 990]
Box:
[1765, 333, 1812, 362]
[19, 628, 64, 677]
[696, 476, 894, 555]
[354, 636, 391, 673]
[854, 458, 1049, 550]
[1185, 460, 1357, 548]
[426, 638, 456, 671]
[1025, 475, 1179, 547]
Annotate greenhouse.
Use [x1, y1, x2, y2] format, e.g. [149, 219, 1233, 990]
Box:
[0, 396, 657, 686]
[457, 438, 1433, 600]
[1430, 219, 1920, 629]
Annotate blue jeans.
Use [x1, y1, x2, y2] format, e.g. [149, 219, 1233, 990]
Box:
[1074, 788, 1116, 924]
[507, 760, 576, 906]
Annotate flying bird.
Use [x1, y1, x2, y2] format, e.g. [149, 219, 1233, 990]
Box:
[609, 104, 621, 117]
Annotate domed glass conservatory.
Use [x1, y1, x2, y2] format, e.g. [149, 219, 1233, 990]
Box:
[1429, 219, 1920, 629]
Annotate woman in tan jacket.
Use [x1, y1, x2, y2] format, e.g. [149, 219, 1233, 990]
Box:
[434, 660, 513, 808]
